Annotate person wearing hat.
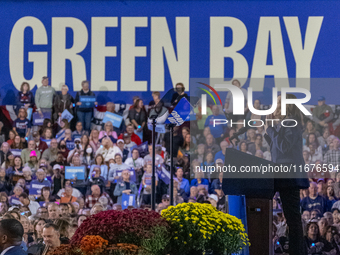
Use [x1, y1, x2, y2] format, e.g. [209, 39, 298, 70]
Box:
[312, 96, 334, 132]
[25, 150, 39, 174]
[116, 138, 130, 162]
[20, 140, 41, 165]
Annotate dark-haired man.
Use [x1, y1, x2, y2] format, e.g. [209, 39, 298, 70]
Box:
[0, 219, 26, 255]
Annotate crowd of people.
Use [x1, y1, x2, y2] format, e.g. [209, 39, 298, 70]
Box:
[0, 77, 339, 254]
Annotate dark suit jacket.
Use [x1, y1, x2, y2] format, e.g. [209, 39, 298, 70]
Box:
[3, 246, 27, 255]
[264, 120, 309, 189]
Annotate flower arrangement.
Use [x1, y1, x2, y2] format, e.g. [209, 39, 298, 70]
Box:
[80, 235, 108, 254]
[161, 203, 249, 255]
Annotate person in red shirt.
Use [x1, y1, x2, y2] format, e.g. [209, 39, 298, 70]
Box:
[118, 124, 141, 145]
[33, 132, 48, 155]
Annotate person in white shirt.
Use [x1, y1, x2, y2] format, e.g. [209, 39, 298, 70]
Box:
[18, 193, 40, 215]
[125, 149, 144, 170]
[95, 137, 122, 162]
[57, 181, 82, 198]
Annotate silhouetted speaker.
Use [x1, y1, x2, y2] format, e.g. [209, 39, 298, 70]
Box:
[222, 148, 275, 255]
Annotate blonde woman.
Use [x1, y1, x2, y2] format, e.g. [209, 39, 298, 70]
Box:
[99, 121, 118, 140]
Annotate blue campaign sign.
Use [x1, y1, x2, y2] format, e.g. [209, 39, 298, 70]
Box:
[122, 194, 136, 210]
[102, 111, 123, 128]
[158, 166, 171, 185]
[26, 108, 33, 121]
[61, 109, 73, 122]
[115, 168, 136, 182]
[29, 183, 48, 195]
[0, 0, 339, 108]
[79, 96, 96, 108]
[32, 112, 52, 126]
[65, 166, 85, 180]
[165, 98, 191, 126]
[147, 123, 166, 133]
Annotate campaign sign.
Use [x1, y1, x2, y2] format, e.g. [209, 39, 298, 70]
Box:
[65, 166, 85, 180]
[26, 108, 33, 121]
[147, 124, 166, 133]
[102, 111, 123, 128]
[115, 168, 136, 182]
[33, 111, 51, 126]
[79, 96, 96, 108]
[122, 194, 136, 210]
[11, 149, 22, 157]
[61, 109, 73, 122]
[130, 141, 149, 158]
[164, 98, 191, 126]
[9, 197, 22, 206]
[158, 166, 171, 185]
[29, 183, 48, 195]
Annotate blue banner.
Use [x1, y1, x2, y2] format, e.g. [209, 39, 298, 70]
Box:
[32, 112, 52, 126]
[65, 166, 86, 180]
[29, 183, 48, 195]
[61, 109, 74, 122]
[11, 149, 22, 157]
[165, 98, 191, 126]
[158, 166, 171, 185]
[0, 0, 339, 106]
[102, 111, 123, 128]
[122, 193, 136, 210]
[79, 95, 96, 108]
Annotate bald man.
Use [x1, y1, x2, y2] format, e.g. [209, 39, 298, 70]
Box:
[85, 185, 113, 209]
[300, 182, 327, 214]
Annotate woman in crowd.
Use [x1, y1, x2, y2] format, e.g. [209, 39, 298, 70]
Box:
[13, 108, 31, 141]
[6, 156, 23, 180]
[21, 215, 34, 244]
[200, 152, 215, 169]
[56, 119, 70, 142]
[82, 144, 94, 170]
[239, 140, 252, 155]
[9, 185, 23, 205]
[11, 135, 25, 150]
[58, 139, 70, 159]
[318, 217, 329, 237]
[303, 119, 321, 140]
[53, 84, 74, 123]
[114, 169, 138, 205]
[0, 142, 12, 166]
[178, 133, 196, 158]
[326, 185, 338, 211]
[33, 218, 47, 243]
[22, 167, 33, 190]
[6, 130, 18, 146]
[304, 133, 322, 155]
[51, 164, 64, 196]
[39, 119, 53, 137]
[36, 187, 56, 204]
[16, 82, 34, 114]
[318, 127, 331, 150]
[128, 99, 147, 140]
[67, 138, 84, 163]
[89, 129, 101, 154]
[42, 127, 53, 147]
[89, 154, 108, 180]
[99, 121, 118, 141]
[108, 153, 129, 182]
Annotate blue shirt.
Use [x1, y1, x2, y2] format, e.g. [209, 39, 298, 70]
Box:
[30, 179, 51, 189]
[191, 178, 209, 187]
[204, 114, 227, 138]
[300, 195, 327, 214]
[13, 118, 31, 137]
[175, 177, 190, 195]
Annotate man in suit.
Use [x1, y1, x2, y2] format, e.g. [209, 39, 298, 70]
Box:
[0, 219, 26, 255]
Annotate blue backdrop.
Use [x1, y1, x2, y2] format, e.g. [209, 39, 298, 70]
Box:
[0, 0, 339, 106]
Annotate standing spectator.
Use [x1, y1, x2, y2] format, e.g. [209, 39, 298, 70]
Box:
[42, 139, 59, 163]
[89, 155, 108, 180]
[204, 105, 227, 143]
[33, 132, 48, 155]
[171, 83, 189, 106]
[324, 137, 340, 167]
[53, 84, 74, 123]
[99, 121, 118, 141]
[35, 76, 55, 116]
[113, 170, 138, 206]
[75, 80, 97, 133]
[118, 124, 142, 146]
[301, 182, 328, 214]
[72, 122, 88, 139]
[312, 96, 334, 132]
[21, 140, 41, 165]
[141, 164, 158, 205]
[16, 81, 34, 113]
[13, 108, 31, 141]
[0, 219, 26, 255]
[108, 154, 129, 182]
[85, 185, 112, 209]
[128, 99, 147, 141]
